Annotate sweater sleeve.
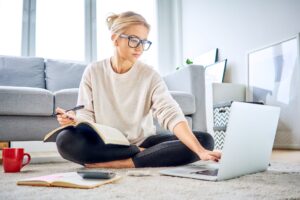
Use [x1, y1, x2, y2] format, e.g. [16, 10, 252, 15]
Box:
[150, 73, 187, 132]
[75, 64, 96, 123]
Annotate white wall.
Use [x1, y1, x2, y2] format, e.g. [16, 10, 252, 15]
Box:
[181, 0, 300, 84]
[157, 0, 183, 76]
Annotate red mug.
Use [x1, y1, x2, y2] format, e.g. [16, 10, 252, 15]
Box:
[2, 148, 31, 173]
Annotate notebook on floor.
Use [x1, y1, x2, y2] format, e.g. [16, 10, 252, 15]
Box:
[160, 102, 280, 181]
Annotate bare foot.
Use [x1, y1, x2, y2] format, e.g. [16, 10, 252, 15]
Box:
[139, 147, 145, 152]
[85, 158, 135, 169]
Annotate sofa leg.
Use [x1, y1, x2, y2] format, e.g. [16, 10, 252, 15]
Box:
[0, 141, 10, 164]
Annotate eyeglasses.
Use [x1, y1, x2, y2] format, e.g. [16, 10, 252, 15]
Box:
[119, 34, 152, 51]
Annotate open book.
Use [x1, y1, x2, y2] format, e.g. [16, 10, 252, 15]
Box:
[44, 121, 130, 146]
[17, 172, 121, 189]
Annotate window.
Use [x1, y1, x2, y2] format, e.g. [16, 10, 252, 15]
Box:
[0, 0, 159, 66]
[97, 0, 158, 68]
[35, 0, 85, 61]
[0, 0, 23, 56]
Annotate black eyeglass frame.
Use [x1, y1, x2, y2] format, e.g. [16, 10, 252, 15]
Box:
[119, 34, 152, 51]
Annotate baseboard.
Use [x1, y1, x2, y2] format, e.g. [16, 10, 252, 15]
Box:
[9, 141, 66, 164]
[29, 151, 66, 164]
[10, 141, 57, 152]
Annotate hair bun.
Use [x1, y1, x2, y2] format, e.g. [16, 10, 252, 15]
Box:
[106, 13, 119, 31]
[106, 11, 150, 34]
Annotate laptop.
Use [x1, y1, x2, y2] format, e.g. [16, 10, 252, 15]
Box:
[160, 102, 280, 181]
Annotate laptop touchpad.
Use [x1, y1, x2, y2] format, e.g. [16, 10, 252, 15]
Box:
[191, 169, 219, 176]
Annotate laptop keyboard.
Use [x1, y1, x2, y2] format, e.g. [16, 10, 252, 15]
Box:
[191, 169, 219, 176]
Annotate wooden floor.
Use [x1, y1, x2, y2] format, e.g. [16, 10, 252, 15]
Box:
[271, 149, 300, 164]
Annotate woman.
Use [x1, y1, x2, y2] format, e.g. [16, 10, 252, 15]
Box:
[55, 11, 221, 168]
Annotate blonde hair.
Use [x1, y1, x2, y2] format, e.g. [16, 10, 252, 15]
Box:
[106, 11, 150, 34]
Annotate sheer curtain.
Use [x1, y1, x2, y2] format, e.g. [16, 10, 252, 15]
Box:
[35, 0, 85, 61]
[0, 0, 23, 56]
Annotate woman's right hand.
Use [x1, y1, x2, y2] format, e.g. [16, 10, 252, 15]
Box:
[197, 150, 222, 162]
[55, 107, 77, 126]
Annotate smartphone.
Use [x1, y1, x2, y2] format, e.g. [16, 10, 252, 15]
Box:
[77, 169, 116, 179]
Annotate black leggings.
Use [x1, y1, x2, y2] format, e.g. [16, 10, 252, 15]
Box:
[56, 126, 214, 168]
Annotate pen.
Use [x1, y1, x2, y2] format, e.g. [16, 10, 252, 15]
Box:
[55, 105, 84, 116]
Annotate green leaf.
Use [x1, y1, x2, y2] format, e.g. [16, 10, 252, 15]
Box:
[186, 58, 193, 65]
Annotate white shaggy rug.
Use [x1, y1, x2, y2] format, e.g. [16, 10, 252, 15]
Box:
[1, 161, 300, 200]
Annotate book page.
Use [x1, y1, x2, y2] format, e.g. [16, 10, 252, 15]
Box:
[17, 173, 72, 184]
[17, 173, 68, 186]
[88, 123, 130, 146]
[43, 121, 130, 146]
[43, 124, 75, 142]
[17, 172, 121, 189]
[52, 172, 121, 188]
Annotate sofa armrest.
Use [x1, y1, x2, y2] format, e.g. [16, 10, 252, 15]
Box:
[163, 65, 206, 132]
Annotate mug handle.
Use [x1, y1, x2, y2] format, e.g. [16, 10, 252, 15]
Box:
[22, 153, 31, 168]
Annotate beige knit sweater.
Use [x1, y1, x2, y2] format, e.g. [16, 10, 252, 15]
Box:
[76, 58, 186, 145]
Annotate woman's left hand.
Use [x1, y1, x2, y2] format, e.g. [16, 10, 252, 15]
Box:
[197, 150, 222, 162]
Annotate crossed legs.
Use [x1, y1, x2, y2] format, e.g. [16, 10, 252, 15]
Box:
[56, 126, 214, 168]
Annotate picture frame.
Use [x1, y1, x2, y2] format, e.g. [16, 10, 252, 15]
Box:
[205, 59, 227, 83]
[247, 33, 300, 149]
[193, 48, 218, 67]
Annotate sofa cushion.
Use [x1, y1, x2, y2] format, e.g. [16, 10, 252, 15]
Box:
[45, 59, 86, 92]
[170, 91, 195, 115]
[0, 116, 59, 141]
[54, 88, 79, 110]
[0, 86, 54, 116]
[0, 55, 45, 88]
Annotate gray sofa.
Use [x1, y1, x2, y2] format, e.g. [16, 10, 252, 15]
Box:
[0, 55, 207, 141]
